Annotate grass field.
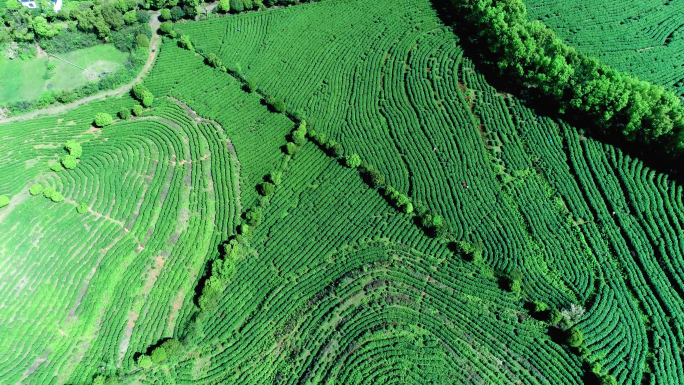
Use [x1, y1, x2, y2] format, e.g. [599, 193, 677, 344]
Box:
[1, 0, 683, 383]
[0, 44, 127, 104]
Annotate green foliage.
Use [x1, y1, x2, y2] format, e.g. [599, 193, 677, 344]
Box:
[65, 140, 83, 158]
[136, 9, 151, 23]
[567, 327, 584, 347]
[159, 21, 176, 36]
[50, 163, 63, 172]
[291, 130, 306, 146]
[273, 98, 286, 113]
[0, 195, 9, 208]
[29, 184, 44, 196]
[124, 10, 137, 24]
[170, 6, 185, 20]
[132, 104, 144, 116]
[260, 182, 275, 196]
[142, 92, 154, 107]
[94, 113, 113, 127]
[50, 191, 63, 202]
[32, 16, 58, 38]
[137, 354, 152, 369]
[136, 34, 150, 48]
[151, 346, 167, 363]
[591, 361, 602, 374]
[532, 300, 548, 313]
[345, 153, 361, 168]
[245, 206, 263, 227]
[206, 53, 222, 68]
[285, 142, 298, 155]
[600, 375, 618, 385]
[61, 154, 78, 169]
[76, 203, 88, 214]
[179, 34, 193, 51]
[92, 375, 106, 385]
[160, 338, 181, 358]
[160, 8, 171, 20]
[229, 0, 244, 12]
[269, 171, 283, 186]
[119, 107, 132, 120]
[509, 279, 522, 294]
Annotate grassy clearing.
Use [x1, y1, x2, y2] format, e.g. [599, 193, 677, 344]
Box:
[0, 44, 127, 104]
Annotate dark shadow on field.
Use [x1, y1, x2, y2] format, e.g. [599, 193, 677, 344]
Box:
[427, 0, 684, 185]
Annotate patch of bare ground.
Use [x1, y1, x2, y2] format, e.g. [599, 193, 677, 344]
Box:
[167, 291, 185, 334]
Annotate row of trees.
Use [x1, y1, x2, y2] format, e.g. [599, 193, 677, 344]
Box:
[452, 0, 684, 151]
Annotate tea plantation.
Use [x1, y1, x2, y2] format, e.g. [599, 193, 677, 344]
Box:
[1, 0, 683, 383]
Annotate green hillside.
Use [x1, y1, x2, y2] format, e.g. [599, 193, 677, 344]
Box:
[0, 0, 683, 383]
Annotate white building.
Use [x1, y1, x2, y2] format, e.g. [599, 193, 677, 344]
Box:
[18, 0, 61, 11]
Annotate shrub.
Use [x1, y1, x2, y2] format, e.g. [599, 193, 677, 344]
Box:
[206, 53, 222, 68]
[549, 308, 563, 324]
[0, 195, 9, 208]
[50, 191, 63, 202]
[567, 327, 584, 347]
[142, 92, 154, 107]
[136, 34, 150, 48]
[43, 186, 55, 198]
[532, 300, 548, 313]
[92, 375, 106, 385]
[245, 207, 263, 227]
[94, 113, 113, 127]
[229, 0, 244, 12]
[160, 8, 171, 20]
[273, 99, 286, 113]
[137, 354, 152, 369]
[269, 171, 282, 186]
[136, 10, 150, 23]
[285, 142, 298, 155]
[77, 203, 88, 214]
[62, 155, 78, 169]
[292, 130, 306, 146]
[159, 21, 175, 37]
[590, 361, 602, 374]
[132, 105, 144, 116]
[119, 107, 132, 120]
[29, 184, 43, 196]
[346, 153, 361, 168]
[332, 143, 344, 157]
[170, 6, 185, 20]
[124, 10, 137, 24]
[65, 140, 83, 158]
[50, 163, 63, 172]
[179, 34, 193, 51]
[260, 182, 275, 196]
[151, 346, 167, 363]
[509, 279, 522, 294]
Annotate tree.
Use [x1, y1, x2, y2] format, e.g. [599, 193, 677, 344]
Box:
[269, 171, 282, 185]
[132, 83, 149, 99]
[273, 99, 286, 113]
[218, 0, 230, 12]
[32, 16, 58, 38]
[160, 339, 181, 358]
[0, 195, 9, 208]
[123, 10, 137, 24]
[245, 206, 262, 227]
[92, 375, 106, 385]
[332, 143, 343, 157]
[137, 354, 152, 369]
[102, 5, 125, 30]
[246, 79, 257, 93]
[50, 163, 63, 172]
[567, 327, 584, 347]
[62, 154, 78, 169]
[94, 113, 113, 127]
[260, 182, 275, 196]
[6, 0, 21, 11]
[285, 142, 298, 155]
[119, 107, 132, 120]
[142, 92, 154, 107]
[292, 130, 306, 146]
[179, 34, 193, 51]
[242, 0, 253, 10]
[77, 203, 88, 214]
[206, 53, 222, 68]
[132, 105, 143, 116]
[509, 279, 522, 294]
[65, 140, 83, 158]
[50, 191, 63, 202]
[151, 346, 167, 363]
[229, 0, 244, 12]
[170, 5, 184, 20]
[346, 153, 361, 168]
[548, 308, 563, 324]
[29, 184, 44, 196]
[43, 186, 55, 198]
[136, 9, 150, 23]
[159, 21, 175, 36]
[160, 8, 171, 20]
[136, 34, 150, 48]
[601, 375, 617, 385]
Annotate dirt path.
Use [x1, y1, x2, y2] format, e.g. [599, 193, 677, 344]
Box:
[0, 12, 161, 126]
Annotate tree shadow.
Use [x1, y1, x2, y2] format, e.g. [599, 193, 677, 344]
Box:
[426, 0, 684, 185]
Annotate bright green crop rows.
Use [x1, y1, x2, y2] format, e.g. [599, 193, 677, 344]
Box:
[2, 0, 684, 382]
[525, 0, 684, 96]
[0, 94, 240, 383]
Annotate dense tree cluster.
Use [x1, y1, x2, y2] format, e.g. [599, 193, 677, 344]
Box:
[452, 0, 684, 151]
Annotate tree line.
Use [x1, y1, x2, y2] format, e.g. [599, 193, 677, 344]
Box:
[451, 0, 684, 153]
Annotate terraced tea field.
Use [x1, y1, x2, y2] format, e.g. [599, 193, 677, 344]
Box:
[1, 0, 684, 383]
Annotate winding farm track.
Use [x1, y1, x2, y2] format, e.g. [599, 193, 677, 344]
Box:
[0, 12, 161, 125]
